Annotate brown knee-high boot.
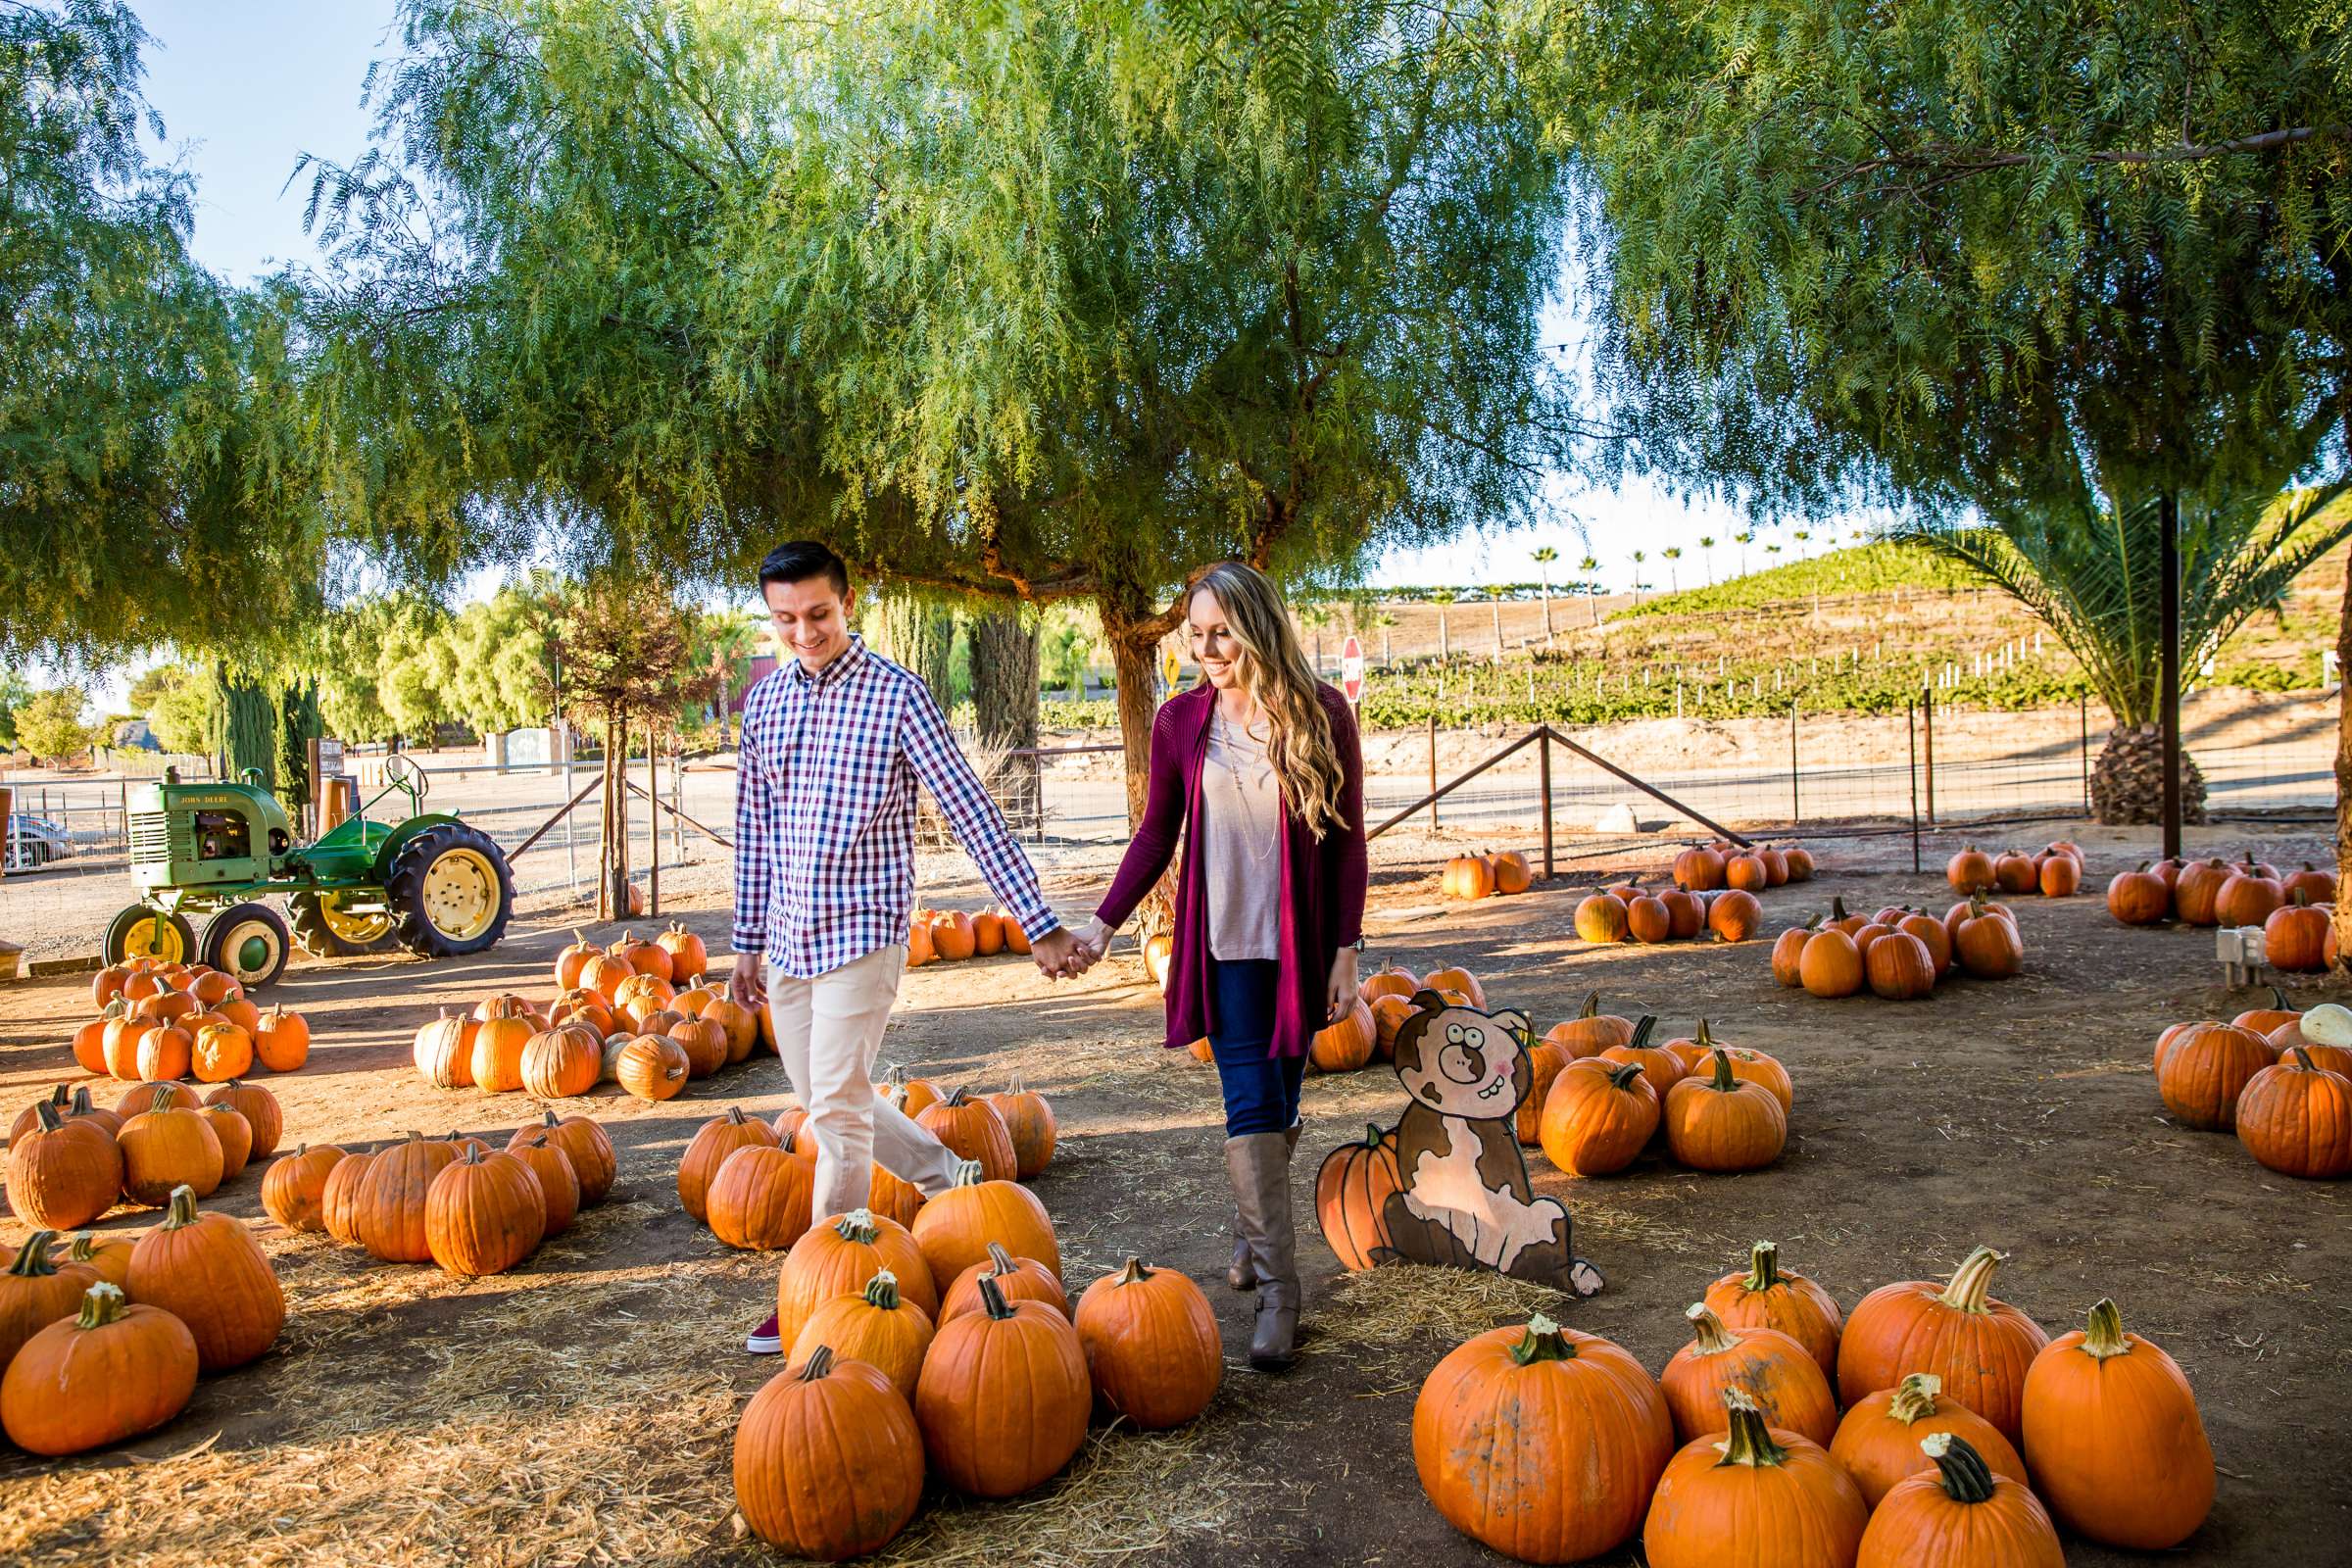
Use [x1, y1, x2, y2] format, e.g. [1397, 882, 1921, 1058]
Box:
[1228, 1121, 1301, 1290]
[1226, 1131, 1298, 1370]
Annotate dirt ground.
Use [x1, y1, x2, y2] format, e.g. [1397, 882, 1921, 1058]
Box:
[0, 822, 2346, 1567]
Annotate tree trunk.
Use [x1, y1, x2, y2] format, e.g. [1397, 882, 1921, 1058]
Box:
[2089, 724, 2209, 826]
[970, 610, 1040, 829]
[1103, 583, 1176, 939]
[2335, 544, 2352, 972]
[870, 594, 955, 711]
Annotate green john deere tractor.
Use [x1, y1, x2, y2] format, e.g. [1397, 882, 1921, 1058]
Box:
[104, 755, 515, 989]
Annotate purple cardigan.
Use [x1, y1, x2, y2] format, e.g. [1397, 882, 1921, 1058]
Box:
[1097, 682, 1368, 1058]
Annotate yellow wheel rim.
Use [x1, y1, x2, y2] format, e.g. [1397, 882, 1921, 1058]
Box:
[318, 893, 393, 945]
[122, 915, 185, 963]
[419, 847, 501, 941]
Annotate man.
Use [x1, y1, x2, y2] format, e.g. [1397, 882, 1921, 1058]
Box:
[729, 540, 1083, 1353]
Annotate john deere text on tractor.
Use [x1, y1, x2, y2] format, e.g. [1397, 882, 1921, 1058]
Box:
[104, 755, 514, 988]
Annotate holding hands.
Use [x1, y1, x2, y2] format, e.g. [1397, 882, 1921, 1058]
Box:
[1032, 915, 1112, 981]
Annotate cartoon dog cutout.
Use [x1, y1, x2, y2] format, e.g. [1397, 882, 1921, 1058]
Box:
[1373, 991, 1594, 1294]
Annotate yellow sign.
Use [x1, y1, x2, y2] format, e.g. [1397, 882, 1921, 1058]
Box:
[1161, 648, 1182, 689]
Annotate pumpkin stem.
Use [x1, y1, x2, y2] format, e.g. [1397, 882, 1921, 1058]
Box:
[1629, 1014, 1657, 1048]
[2288, 1046, 2317, 1070]
[41, 1085, 67, 1109]
[67, 1234, 100, 1265]
[1362, 1123, 1389, 1147]
[976, 1272, 1016, 1321]
[1685, 1301, 1740, 1354]
[944, 1087, 973, 1106]
[985, 1241, 1020, 1276]
[1508, 1313, 1578, 1363]
[864, 1269, 903, 1310]
[1831, 895, 1849, 921]
[797, 1344, 836, 1381]
[1922, 1432, 1999, 1503]
[950, 1159, 986, 1189]
[1740, 1241, 1783, 1293]
[1576, 989, 1600, 1020]
[1006, 1073, 1026, 1095]
[832, 1208, 880, 1245]
[160, 1185, 201, 1231]
[75, 1280, 127, 1330]
[1936, 1245, 2005, 1312]
[8, 1231, 61, 1277]
[2081, 1298, 2133, 1359]
[1708, 1048, 1739, 1093]
[1869, 1369, 1941, 1426]
[1114, 1256, 1153, 1287]
[1713, 1389, 1788, 1468]
[33, 1102, 65, 1134]
[70, 1088, 100, 1117]
[1601, 1060, 1646, 1092]
[148, 1084, 176, 1114]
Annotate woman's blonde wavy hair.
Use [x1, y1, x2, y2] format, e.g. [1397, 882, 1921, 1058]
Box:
[1188, 562, 1347, 839]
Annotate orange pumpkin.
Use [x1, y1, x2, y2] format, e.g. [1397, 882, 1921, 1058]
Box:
[125, 1184, 285, 1371]
[1833, 1372, 2028, 1510]
[914, 1090, 1019, 1182]
[941, 1240, 1067, 1322]
[1706, 889, 1763, 943]
[985, 1075, 1057, 1178]
[261, 1143, 345, 1233]
[252, 1005, 310, 1072]
[1596, 1016, 1684, 1099]
[1314, 1123, 1402, 1271]
[775, 1207, 938, 1350]
[510, 1111, 614, 1206]
[0, 1282, 199, 1457]
[2156, 1021, 2277, 1131]
[1660, 1303, 1839, 1446]
[1662, 1050, 1786, 1173]
[787, 1269, 936, 1402]
[1837, 1245, 2049, 1444]
[423, 1146, 547, 1276]
[707, 1145, 816, 1250]
[1674, 846, 1727, 891]
[1854, 1433, 2062, 1568]
[1308, 998, 1378, 1073]
[2233, 1047, 2352, 1178]
[1642, 1389, 1868, 1568]
[1491, 851, 1533, 895]
[912, 1274, 1092, 1497]
[1702, 1241, 1841, 1380]
[1946, 847, 1995, 893]
[1539, 1059, 1658, 1177]
[678, 1106, 781, 1222]
[1770, 917, 1819, 987]
[1420, 966, 1486, 1007]
[909, 1160, 1059, 1298]
[2019, 1298, 2214, 1550]
[5, 1104, 122, 1232]
[614, 1035, 690, 1101]
[116, 1087, 223, 1206]
[732, 1347, 924, 1558]
[1574, 893, 1630, 943]
[1544, 990, 1636, 1058]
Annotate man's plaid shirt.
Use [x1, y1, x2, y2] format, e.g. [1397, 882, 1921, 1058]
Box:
[732, 636, 1059, 977]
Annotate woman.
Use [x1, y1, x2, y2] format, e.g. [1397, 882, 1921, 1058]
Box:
[1072, 562, 1366, 1371]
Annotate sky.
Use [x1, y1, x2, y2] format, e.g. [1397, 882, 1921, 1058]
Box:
[124, 0, 1840, 604]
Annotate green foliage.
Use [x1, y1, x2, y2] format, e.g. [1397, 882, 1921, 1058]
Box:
[1552, 0, 2352, 520]
[1619, 544, 1982, 619]
[441, 587, 553, 735]
[0, 669, 32, 748]
[1902, 484, 2352, 725]
[140, 664, 220, 757]
[0, 2, 326, 661]
[1039, 607, 1104, 695]
[14, 686, 95, 763]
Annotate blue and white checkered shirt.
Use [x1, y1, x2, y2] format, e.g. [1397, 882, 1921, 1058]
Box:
[732, 635, 1060, 977]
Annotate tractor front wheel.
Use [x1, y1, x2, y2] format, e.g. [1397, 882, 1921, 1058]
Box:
[384, 822, 514, 958]
[201, 903, 292, 989]
[103, 905, 197, 966]
[288, 891, 401, 958]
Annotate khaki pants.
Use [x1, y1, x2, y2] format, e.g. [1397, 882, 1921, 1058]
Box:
[762, 945, 961, 1220]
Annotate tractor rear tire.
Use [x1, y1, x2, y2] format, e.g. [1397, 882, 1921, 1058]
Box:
[288, 891, 402, 957]
[201, 903, 292, 989]
[383, 821, 515, 958]
[103, 905, 198, 966]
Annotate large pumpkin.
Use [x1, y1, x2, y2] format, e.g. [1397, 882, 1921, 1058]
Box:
[733, 1346, 925, 1558]
[941, 1242, 1066, 1322]
[2265, 893, 2331, 973]
[355, 1130, 461, 1262]
[0, 1231, 93, 1371]
[1866, 931, 1936, 1000]
[1854, 1433, 2063, 1568]
[2234, 1048, 2352, 1178]
[1702, 1241, 1842, 1380]
[1643, 1389, 1868, 1568]
[1072, 1257, 1221, 1429]
[519, 1024, 603, 1100]
[1675, 846, 1727, 891]
[6, 1103, 122, 1231]
[509, 1111, 615, 1206]
[1413, 1315, 1674, 1563]
[0, 1283, 199, 1457]
[679, 1106, 781, 1222]
[1797, 928, 1864, 998]
[1443, 853, 1497, 901]
[320, 1150, 375, 1245]
[655, 921, 709, 982]
[125, 1184, 284, 1371]
[913, 1275, 1092, 1497]
[1661, 1303, 1839, 1446]
[1837, 1245, 2048, 1444]
[1308, 998, 1378, 1073]
[985, 1076, 1057, 1178]
[1706, 889, 1763, 943]
[505, 1131, 581, 1235]
[1420, 965, 1487, 1007]
[2156, 1021, 2277, 1131]
[2105, 863, 2172, 925]
[252, 1005, 311, 1073]
[1538, 1059, 1658, 1178]
[261, 1143, 345, 1233]
[1663, 1050, 1786, 1172]
[788, 1270, 936, 1401]
[424, 1146, 547, 1276]
[2171, 858, 2232, 923]
[2214, 862, 2285, 927]
[614, 1034, 691, 1101]
[1544, 990, 1636, 1058]
[1314, 1123, 1402, 1270]
[116, 1087, 223, 1206]
[777, 1208, 938, 1349]
[910, 1160, 1059, 1298]
[470, 1012, 536, 1094]
[1574, 893, 1631, 943]
[1831, 1372, 2028, 1510]
[708, 1145, 817, 1251]
[1945, 847, 1995, 893]
[2019, 1298, 2214, 1550]
[914, 1090, 1019, 1181]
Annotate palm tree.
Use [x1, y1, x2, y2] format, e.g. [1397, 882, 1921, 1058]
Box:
[1487, 587, 1506, 654]
[1734, 531, 1753, 575]
[1698, 535, 1717, 583]
[1629, 551, 1646, 605]
[1578, 556, 1600, 625]
[1663, 546, 1683, 593]
[1428, 587, 1456, 661]
[1793, 529, 1812, 558]
[1373, 610, 1397, 665]
[1532, 547, 1558, 641]
[1901, 482, 2352, 824]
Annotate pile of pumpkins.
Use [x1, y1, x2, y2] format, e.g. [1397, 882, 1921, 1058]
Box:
[1771, 896, 2023, 1001]
[2152, 996, 2352, 1179]
[2108, 855, 2338, 970]
[75, 958, 311, 1084]
[1673, 840, 1817, 892]
[677, 1075, 1057, 1252]
[1167, 954, 1487, 1073]
[1576, 878, 1763, 946]
[1440, 850, 1535, 901]
[411, 925, 765, 1102]
[258, 1111, 617, 1279]
[728, 1175, 1221, 1557]
[908, 907, 1032, 966]
[1411, 1239, 2215, 1566]
[1945, 842, 2083, 899]
[7, 1076, 287, 1230]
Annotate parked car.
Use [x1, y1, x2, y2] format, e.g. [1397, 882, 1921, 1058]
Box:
[3, 813, 70, 871]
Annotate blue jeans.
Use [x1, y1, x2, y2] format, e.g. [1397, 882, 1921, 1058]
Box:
[1208, 959, 1306, 1137]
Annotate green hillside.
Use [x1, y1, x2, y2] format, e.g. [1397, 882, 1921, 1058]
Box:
[1618, 541, 1981, 618]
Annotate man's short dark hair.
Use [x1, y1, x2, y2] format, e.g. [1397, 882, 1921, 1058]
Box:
[757, 541, 850, 597]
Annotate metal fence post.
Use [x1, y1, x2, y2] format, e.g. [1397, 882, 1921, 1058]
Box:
[1427, 713, 1439, 833]
[1908, 700, 1922, 874]
[2079, 692, 2089, 813]
[1538, 727, 1554, 878]
[1922, 687, 1936, 826]
[1788, 703, 1799, 823]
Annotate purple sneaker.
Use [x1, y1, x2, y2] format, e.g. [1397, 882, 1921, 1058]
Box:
[745, 1312, 783, 1355]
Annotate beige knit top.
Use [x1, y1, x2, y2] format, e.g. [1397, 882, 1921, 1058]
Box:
[1200, 708, 1283, 960]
